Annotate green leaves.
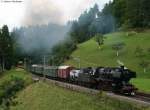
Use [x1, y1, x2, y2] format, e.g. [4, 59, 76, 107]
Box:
[0, 25, 14, 70]
[112, 0, 150, 28]
[112, 42, 125, 56]
[51, 39, 77, 65]
[134, 46, 144, 57]
[139, 60, 149, 73]
[94, 33, 104, 49]
[112, 42, 125, 51]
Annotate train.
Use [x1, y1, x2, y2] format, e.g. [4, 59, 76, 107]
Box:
[30, 65, 137, 95]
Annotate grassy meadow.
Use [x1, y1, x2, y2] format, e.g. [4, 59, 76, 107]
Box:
[10, 82, 149, 110]
[0, 69, 33, 109]
[65, 31, 150, 92]
[0, 69, 149, 110]
[0, 68, 33, 87]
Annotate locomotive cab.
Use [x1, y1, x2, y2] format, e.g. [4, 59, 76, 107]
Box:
[94, 66, 137, 95]
[114, 66, 137, 95]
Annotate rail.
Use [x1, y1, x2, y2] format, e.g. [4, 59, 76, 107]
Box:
[32, 74, 150, 107]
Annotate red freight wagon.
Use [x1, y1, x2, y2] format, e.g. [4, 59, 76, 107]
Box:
[58, 66, 74, 79]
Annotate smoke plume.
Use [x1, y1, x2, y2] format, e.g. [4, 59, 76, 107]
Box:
[22, 0, 64, 26]
[14, 23, 71, 56]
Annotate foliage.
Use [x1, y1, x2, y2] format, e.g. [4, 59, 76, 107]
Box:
[70, 4, 99, 43]
[0, 77, 25, 105]
[112, 0, 150, 28]
[6, 1, 150, 68]
[64, 31, 150, 92]
[0, 25, 14, 70]
[10, 82, 148, 110]
[147, 48, 150, 53]
[11, 1, 150, 66]
[126, 0, 150, 28]
[11, 23, 71, 65]
[94, 33, 104, 49]
[4, 0, 150, 67]
[51, 4, 116, 65]
[126, 31, 137, 37]
[139, 60, 149, 72]
[70, 4, 115, 44]
[0, 69, 33, 110]
[112, 0, 127, 27]
[99, 0, 150, 28]
[131, 78, 150, 93]
[134, 46, 144, 57]
[112, 42, 125, 56]
[51, 38, 77, 65]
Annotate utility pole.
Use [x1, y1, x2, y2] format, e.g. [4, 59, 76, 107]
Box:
[51, 55, 54, 66]
[2, 56, 5, 72]
[43, 55, 46, 81]
[24, 58, 26, 70]
[78, 59, 81, 69]
[73, 57, 81, 69]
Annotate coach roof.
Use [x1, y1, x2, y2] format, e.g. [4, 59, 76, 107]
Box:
[58, 66, 71, 69]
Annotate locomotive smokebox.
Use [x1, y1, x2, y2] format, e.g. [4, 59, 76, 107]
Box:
[120, 66, 125, 69]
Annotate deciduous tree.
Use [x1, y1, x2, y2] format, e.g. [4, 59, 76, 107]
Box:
[139, 60, 149, 73]
[112, 42, 125, 57]
[94, 33, 104, 49]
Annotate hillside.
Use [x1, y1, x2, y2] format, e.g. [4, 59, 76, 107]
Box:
[10, 82, 148, 110]
[0, 69, 33, 109]
[65, 31, 150, 92]
[0, 70, 146, 110]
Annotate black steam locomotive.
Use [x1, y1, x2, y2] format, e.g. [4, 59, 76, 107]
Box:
[30, 65, 137, 95]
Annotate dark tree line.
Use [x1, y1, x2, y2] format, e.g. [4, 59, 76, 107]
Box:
[2, 0, 149, 67]
[51, 0, 150, 65]
[112, 0, 150, 28]
[11, 23, 71, 65]
[51, 38, 77, 65]
[0, 25, 13, 71]
[51, 4, 116, 65]
[70, 4, 115, 44]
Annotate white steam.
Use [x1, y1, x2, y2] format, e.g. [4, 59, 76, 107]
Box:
[22, 0, 110, 26]
[22, 0, 64, 26]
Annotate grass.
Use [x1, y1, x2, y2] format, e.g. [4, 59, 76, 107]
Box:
[0, 68, 33, 109]
[64, 31, 150, 92]
[10, 82, 149, 110]
[0, 69, 148, 110]
[131, 78, 150, 93]
[0, 68, 33, 86]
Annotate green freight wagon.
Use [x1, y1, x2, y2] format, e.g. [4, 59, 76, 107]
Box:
[44, 66, 58, 78]
[34, 65, 43, 75]
[78, 71, 92, 83]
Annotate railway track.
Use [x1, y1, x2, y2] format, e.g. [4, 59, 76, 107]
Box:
[32, 74, 150, 107]
[135, 92, 150, 102]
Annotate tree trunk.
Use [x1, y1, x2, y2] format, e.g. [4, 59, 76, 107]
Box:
[99, 45, 101, 49]
[24, 58, 26, 69]
[144, 68, 146, 73]
[0, 58, 2, 73]
[2, 56, 5, 72]
[116, 51, 119, 57]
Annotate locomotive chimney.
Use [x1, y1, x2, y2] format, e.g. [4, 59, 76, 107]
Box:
[120, 66, 124, 69]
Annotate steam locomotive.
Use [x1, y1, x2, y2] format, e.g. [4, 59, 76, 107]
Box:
[30, 65, 137, 95]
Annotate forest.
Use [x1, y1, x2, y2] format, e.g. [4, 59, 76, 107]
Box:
[0, 0, 150, 69]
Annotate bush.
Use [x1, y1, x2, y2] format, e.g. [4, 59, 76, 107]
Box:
[51, 39, 77, 65]
[126, 31, 137, 37]
[0, 76, 25, 109]
[134, 46, 144, 57]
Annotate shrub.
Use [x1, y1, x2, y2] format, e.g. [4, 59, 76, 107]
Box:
[0, 76, 25, 109]
[134, 46, 144, 57]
